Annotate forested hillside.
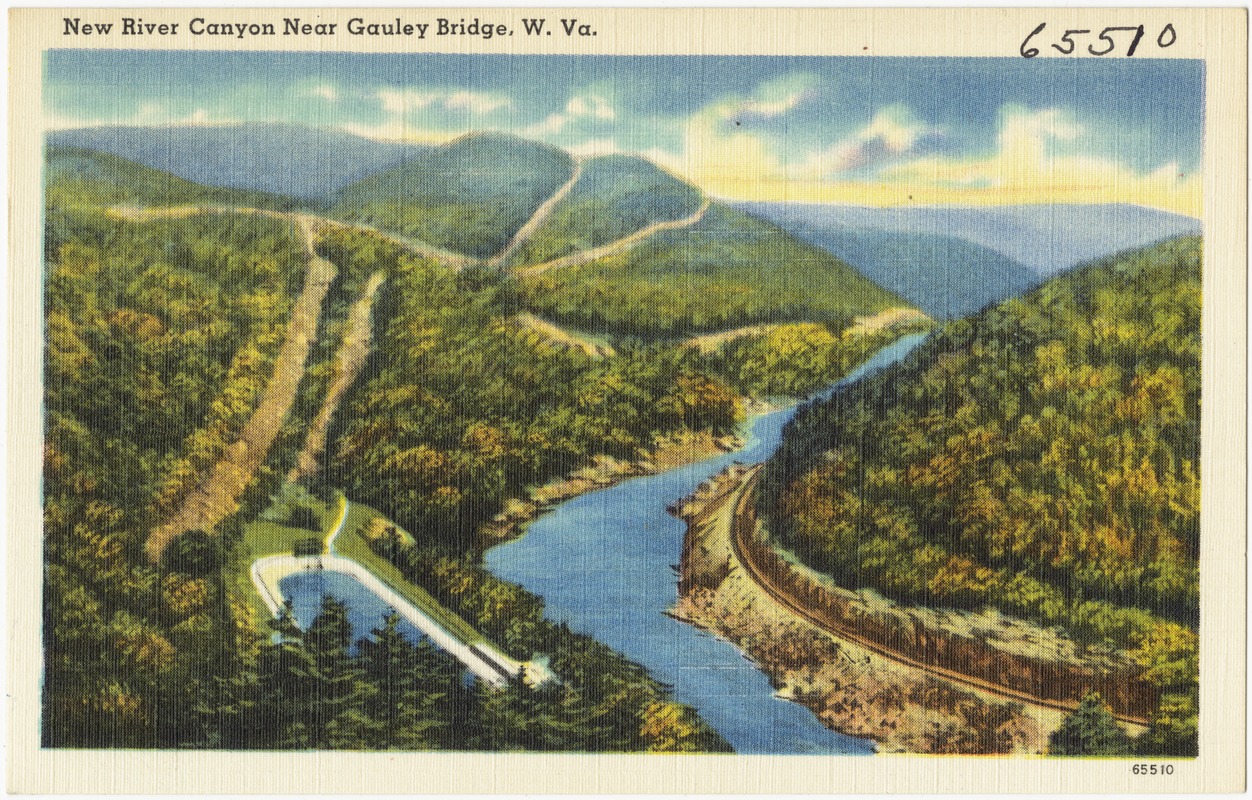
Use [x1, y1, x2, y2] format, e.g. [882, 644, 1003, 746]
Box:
[334, 132, 576, 259]
[520, 204, 906, 337]
[41, 146, 737, 750]
[43, 157, 309, 744]
[46, 146, 297, 211]
[763, 225, 1040, 319]
[507, 154, 704, 267]
[317, 230, 742, 551]
[758, 236, 1202, 754]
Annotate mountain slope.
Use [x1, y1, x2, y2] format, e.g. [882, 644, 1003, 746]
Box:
[42, 173, 311, 746]
[508, 154, 705, 267]
[334, 132, 576, 259]
[49, 124, 427, 202]
[520, 203, 910, 338]
[741, 201, 1201, 275]
[46, 145, 296, 210]
[764, 223, 1039, 319]
[759, 235, 1201, 754]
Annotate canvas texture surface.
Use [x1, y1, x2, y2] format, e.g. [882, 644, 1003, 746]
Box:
[7, 7, 1247, 794]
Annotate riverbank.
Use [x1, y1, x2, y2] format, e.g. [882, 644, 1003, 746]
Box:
[479, 428, 744, 544]
[670, 465, 1054, 754]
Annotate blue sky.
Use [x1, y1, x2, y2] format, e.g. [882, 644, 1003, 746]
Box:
[45, 52, 1204, 212]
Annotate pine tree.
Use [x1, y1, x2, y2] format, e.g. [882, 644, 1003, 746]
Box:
[1049, 692, 1132, 756]
[357, 611, 454, 749]
[302, 596, 377, 748]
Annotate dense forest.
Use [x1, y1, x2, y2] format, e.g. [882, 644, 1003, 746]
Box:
[519, 204, 904, 337]
[45, 136, 1193, 757]
[697, 321, 930, 399]
[758, 236, 1202, 755]
[46, 146, 298, 211]
[316, 228, 743, 551]
[42, 147, 748, 751]
[43, 196, 308, 745]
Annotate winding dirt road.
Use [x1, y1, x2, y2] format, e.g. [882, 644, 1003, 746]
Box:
[515, 197, 711, 278]
[109, 205, 474, 270]
[486, 158, 583, 269]
[515, 312, 615, 359]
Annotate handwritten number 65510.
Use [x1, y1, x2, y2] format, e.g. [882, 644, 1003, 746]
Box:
[1021, 23, 1176, 58]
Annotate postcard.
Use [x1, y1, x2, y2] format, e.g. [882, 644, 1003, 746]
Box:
[7, 7, 1246, 794]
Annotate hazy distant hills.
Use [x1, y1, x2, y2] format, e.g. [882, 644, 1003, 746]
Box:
[738, 201, 1202, 277]
[48, 123, 428, 201]
[57, 124, 1196, 336]
[749, 223, 1039, 319]
[45, 145, 297, 210]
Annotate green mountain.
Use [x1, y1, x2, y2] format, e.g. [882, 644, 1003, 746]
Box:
[520, 203, 909, 338]
[43, 184, 310, 747]
[759, 236, 1201, 754]
[333, 132, 576, 259]
[46, 145, 296, 210]
[507, 154, 704, 267]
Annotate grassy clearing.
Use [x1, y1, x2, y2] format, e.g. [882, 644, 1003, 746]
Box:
[244, 489, 336, 558]
[332, 505, 486, 646]
[245, 518, 324, 559]
[241, 485, 484, 646]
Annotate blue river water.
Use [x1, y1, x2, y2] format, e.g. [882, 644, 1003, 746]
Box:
[484, 333, 928, 755]
[280, 570, 427, 654]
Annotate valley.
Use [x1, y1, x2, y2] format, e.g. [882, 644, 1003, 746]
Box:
[40, 128, 1200, 757]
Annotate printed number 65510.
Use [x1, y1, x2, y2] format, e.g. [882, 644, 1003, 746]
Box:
[1131, 764, 1176, 776]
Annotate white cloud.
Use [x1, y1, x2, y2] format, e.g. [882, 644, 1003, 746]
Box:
[567, 138, 620, 157]
[340, 119, 448, 144]
[377, 88, 441, 114]
[806, 105, 934, 176]
[377, 87, 510, 116]
[704, 74, 817, 124]
[310, 84, 339, 102]
[720, 89, 810, 121]
[523, 92, 616, 136]
[445, 90, 511, 115]
[877, 105, 1199, 214]
[44, 103, 234, 130]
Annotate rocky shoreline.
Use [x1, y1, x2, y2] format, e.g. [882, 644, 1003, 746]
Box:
[669, 466, 1053, 755]
[479, 429, 744, 544]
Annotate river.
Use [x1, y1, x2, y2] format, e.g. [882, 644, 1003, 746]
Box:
[484, 333, 928, 754]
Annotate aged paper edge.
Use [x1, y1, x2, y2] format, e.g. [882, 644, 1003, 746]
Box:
[6, 7, 1246, 794]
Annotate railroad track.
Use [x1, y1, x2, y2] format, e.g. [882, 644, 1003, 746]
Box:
[726, 465, 1152, 727]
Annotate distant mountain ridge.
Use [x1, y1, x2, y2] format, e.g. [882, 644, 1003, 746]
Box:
[751, 223, 1039, 319]
[738, 201, 1201, 276]
[49, 123, 429, 201]
[45, 145, 297, 210]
